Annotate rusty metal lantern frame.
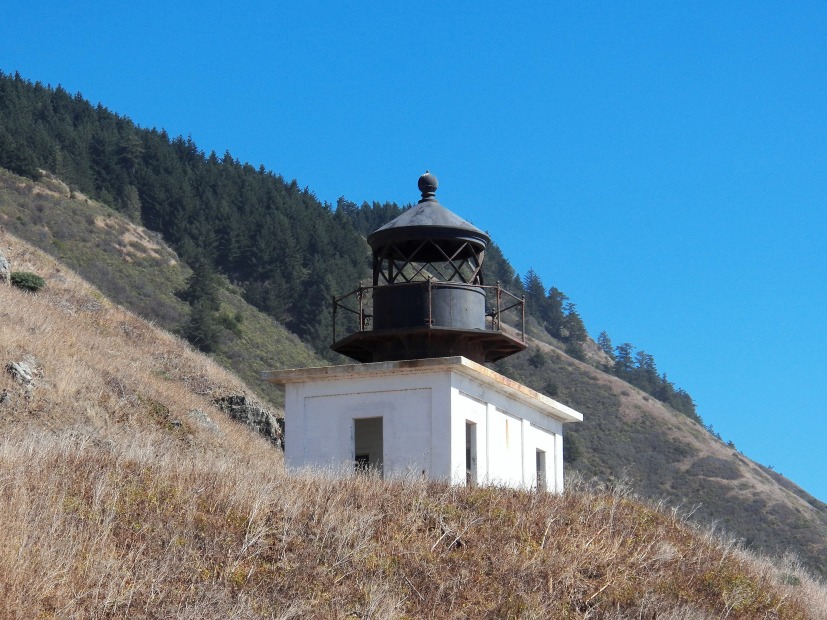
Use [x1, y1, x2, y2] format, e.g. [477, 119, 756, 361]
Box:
[373, 238, 484, 286]
[330, 172, 527, 364]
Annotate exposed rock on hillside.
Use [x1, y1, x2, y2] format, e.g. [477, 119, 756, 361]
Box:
[187, 408, 221, 434]
[214, 393, 283, 446]
[0, 247, 9, 284]
[6, 360, 36, 387]
[5, 356, 41, 403]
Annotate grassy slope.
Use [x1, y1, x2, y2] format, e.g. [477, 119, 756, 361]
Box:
[1, 234, 825, 618]
[496, 341, 827, 577]
[2, 167, 826, 577]
[0, 168, 323, 408]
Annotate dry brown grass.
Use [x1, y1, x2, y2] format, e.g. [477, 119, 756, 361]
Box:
[0, 233, 272, 442]
[1, 232, 825, 618]
[0, 435, 823, 619]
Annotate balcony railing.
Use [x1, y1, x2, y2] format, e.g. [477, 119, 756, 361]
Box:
[332, 280, 525, 344]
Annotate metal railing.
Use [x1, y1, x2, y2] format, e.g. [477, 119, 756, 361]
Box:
[332, 280, 525, 343]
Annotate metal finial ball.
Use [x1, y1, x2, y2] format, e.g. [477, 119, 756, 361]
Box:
[418, 171, 438, 196]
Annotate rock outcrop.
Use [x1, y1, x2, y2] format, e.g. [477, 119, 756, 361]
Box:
[213, 393, 283, 447]
[188, 408, 221, 434]
[3, 356, 41, 406]
[6, 359, 37, 387]
[0, 248, 10, 284]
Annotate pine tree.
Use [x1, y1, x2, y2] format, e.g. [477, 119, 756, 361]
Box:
[184, 299, 221, 352]
[545, 287, 568, 338]
[180, 259, 221, 352]
[522, 269, 546, 311]
[562, 301, 587, 342]
[614, 343, 635, 377]
[597, 331, 615, 360]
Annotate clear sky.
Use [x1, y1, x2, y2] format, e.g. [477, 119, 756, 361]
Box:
[2, 2, 825, 501]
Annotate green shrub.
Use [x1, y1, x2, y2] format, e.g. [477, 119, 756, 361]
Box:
[10, 271, 46, 292]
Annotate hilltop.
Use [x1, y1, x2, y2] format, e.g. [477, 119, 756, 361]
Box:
[2, 166, 826, 579]
[1, 232, 825, 617]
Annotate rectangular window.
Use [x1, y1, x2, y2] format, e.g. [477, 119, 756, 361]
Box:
[536, 449, 547, 493]
[354, 417, 383, 477]
[466, 421, 477, 486]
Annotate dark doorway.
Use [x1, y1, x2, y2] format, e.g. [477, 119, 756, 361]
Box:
[354, 417, 383, 476]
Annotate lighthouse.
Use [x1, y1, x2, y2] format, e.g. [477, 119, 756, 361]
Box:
[263, 172, 582, 490]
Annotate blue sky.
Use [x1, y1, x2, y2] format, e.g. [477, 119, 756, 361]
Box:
[2, 2, 825, 502]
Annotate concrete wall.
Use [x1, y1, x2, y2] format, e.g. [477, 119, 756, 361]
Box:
[448, 389, 562, 491]
[279, 359, 575, 491]
[284, 369, 452, 479]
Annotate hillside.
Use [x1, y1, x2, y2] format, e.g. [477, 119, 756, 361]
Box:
[0, 70, 373, 355]
[497, 343, 827, 576]
[1, 233, 825, 618]
[2, 166, 826, 579]
[0, 167, 323, 407]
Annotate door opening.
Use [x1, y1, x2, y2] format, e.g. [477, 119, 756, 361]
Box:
[354, 417, 383, 476]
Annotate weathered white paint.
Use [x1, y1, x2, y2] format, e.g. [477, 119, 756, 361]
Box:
[264, 356, 582, 491]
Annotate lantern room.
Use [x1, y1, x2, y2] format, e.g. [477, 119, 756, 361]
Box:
[331, 171, 527, 364]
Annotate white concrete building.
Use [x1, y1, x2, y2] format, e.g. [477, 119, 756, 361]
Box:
[263, 173, 583, 491]
[264, 356, 582, 491]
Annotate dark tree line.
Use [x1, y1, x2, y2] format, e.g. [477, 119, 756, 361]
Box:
[0, 70, 696, 415]
[522, 268, 588, 353]
[334, 198, 407, 238]
[0, 71, 367, 354]
[597, 331, 698, 420]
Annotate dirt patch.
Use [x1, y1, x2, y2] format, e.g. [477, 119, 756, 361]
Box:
[93, 216, 164, 261]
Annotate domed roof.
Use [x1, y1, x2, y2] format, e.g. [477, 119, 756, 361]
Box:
[367, 172, 490, 251]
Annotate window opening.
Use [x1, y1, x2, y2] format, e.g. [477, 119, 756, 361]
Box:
[536, 449, 547, 492]
[466, 421, 477, 486]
